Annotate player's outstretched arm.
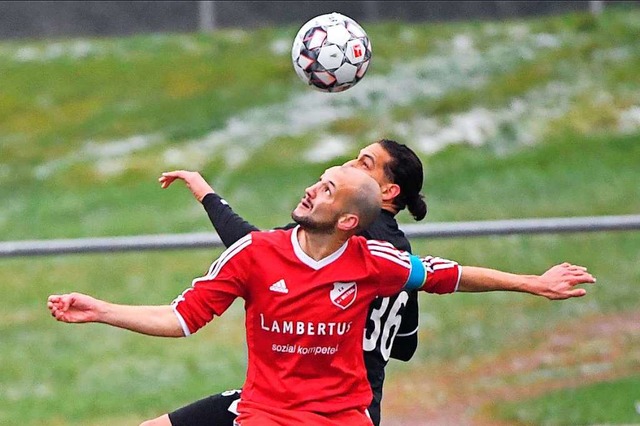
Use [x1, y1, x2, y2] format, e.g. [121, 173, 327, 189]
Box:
[159, 170, 260, 247]
[458, 262, 596, 300]
[47, 293, 184, 337]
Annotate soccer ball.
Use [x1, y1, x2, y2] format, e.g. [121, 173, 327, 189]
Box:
[291, 12, 372, 93]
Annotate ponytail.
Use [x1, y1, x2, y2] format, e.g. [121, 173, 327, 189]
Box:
[407, 192, 428, 221]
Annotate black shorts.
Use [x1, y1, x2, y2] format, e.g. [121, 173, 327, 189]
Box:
[168, 389, 241, 426]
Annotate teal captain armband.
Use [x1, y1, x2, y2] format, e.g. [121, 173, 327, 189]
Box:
[404, 255, 426, 290]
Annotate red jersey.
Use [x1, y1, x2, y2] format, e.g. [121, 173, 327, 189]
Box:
[172, 227, 460, 424]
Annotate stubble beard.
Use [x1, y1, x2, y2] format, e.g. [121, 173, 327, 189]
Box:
[291, 211, 337, 235]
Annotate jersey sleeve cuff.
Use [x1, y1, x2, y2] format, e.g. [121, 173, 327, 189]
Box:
[202, 192, 227, 206]
[453, 265, 462, 292]
[172, 305, 192, 337]
[395, 325, 419, 337]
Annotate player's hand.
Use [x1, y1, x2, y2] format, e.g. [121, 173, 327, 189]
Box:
[538, 262, 596, 300]
[47, 292, 101, 323]
[159, 170, 215, 203]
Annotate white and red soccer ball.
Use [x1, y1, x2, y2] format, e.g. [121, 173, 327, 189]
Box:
[291, 12, 372, 93]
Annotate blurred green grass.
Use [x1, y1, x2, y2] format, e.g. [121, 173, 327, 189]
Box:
[1, 5, 639, 425]
[493, 375, 640, 425]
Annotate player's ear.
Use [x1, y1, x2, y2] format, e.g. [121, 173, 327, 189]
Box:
[337, 213, 359, 232]
[381, 183, 401, 202]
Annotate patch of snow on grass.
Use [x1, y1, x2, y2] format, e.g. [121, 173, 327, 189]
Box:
[34, 134, 161, 179]
[14, 40, 99, 62]
[402, 81, 580, 155]
[270, 38, 290, 56]
[165, 30, 562, 168]
[618, 106, 640, 133]
[303, 136, 352, 163]
[83, 135, 156, 158]
[31, 27, 640, 177]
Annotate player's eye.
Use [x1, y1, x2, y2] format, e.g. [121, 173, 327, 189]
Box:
[357, 155, 372, 169]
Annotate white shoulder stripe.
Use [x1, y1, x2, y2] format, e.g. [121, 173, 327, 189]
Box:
[368, 243, 411, 263]
[367, 240, 410, 261]
[370, 250, 412, 269]
[370, 245, 410, 260]
[369, 247, 411, 265]
[366, 240, 397, 251]
[421, 256, 459, 273]
[432, 263, 457, 271]
[424, 255, 458, 265]
[172, 234, 253, 312]
[200, 234, 252, 281]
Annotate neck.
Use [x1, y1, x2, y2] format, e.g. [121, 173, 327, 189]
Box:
[297, 228, 349, 261]
[381, 203, 398, 215]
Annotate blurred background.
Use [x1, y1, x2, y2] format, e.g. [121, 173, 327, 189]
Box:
[1, 1, 639, 425]
[0, 1, 617, 39]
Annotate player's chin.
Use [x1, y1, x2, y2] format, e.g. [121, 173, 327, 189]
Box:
[293, 204, 311, 216]
[292, 207, 314, 225]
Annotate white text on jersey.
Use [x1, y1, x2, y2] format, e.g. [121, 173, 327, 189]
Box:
[260, 313, 352, 336]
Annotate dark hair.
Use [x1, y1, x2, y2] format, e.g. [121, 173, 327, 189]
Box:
[378, 139, 428, 221]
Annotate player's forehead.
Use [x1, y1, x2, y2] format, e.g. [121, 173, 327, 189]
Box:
[320, 165, 346, 183]
[357, 143, 390, 167]
[321, 166, 367, 188]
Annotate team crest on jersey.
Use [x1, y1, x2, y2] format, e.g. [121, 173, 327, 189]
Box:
[330, 282, 357, 309]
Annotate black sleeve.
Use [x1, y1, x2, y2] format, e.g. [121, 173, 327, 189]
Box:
[389, 290, 419, 361]
[201, 193, 260, 247]
[201, 193, 296, 247]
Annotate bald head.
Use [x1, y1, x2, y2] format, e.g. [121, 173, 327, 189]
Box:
[334, 166, 382, 233]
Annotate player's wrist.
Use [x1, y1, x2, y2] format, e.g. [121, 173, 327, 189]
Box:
[200, 192, 217, 205]
[519, 275, 544, 296]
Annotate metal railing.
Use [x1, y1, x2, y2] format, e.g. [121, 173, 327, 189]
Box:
[1, 214, 639, 258]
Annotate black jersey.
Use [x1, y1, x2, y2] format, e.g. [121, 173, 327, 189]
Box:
[201, 193, 419, 426]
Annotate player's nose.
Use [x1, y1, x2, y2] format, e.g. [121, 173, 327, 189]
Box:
[303, 184, 315, 199]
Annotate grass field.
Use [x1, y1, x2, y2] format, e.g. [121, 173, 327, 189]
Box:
[1, 5, 639, 425]
[494, 375, 640, 425]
